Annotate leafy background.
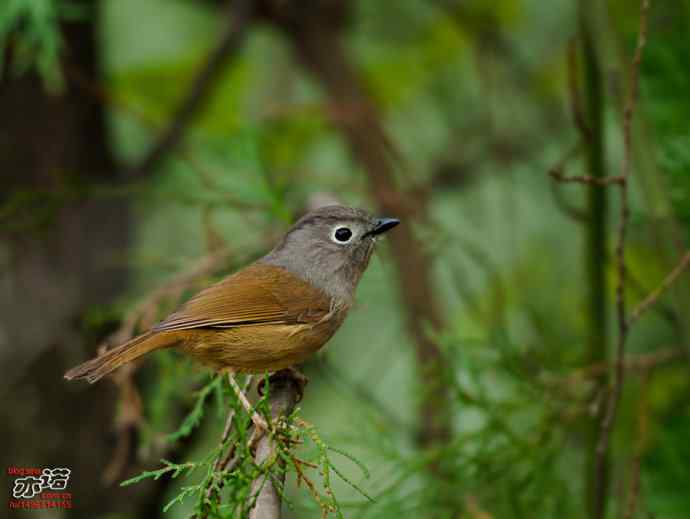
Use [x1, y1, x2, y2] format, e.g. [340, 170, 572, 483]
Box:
[1, 0, 689, 517]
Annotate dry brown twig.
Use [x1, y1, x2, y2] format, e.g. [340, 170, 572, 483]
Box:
[628, 250, 690, 326]
[559, 347, 683, 385]
[623, 369, 650, 519]
[547, 143, 590, 223]
[197, 375, 255, 518]
[548, 21, 690, 518]
[593, 2, 650, 517]
[65, 9, 265, 216]
[215, 375, 254, 470]
[549, 170, 625, 186]
[553, 1, 674, 515]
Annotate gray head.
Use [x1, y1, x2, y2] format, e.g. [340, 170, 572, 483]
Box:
[261, 205, 400, 302]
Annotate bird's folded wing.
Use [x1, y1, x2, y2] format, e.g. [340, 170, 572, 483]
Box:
[153, 263, 331, 332]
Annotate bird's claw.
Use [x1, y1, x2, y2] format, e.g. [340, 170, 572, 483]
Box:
[257, 368, 309, 403]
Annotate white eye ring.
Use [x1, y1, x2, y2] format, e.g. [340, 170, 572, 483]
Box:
[331, 226, 354, 244]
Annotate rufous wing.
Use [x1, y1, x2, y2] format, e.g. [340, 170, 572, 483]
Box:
[153, 263, 331, 332]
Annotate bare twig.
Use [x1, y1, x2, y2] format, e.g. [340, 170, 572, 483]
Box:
[628, 251, 690, 326]
[559, 347, 683, 384]
[626, 263, 682, 330]
[547, 143, 589, 223]
[624, 370, 650, 519]
[196, 376, 255, 518]
[549, 171, 624, 186]
[214, 375, 253, 471]
[130, 0, 252, 176]
[228, 371, 269, 430]
[593, 2, 650, 517]
[67, 60, 268, 214]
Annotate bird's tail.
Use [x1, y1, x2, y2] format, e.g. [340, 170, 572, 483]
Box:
[64, 332, 176, 383]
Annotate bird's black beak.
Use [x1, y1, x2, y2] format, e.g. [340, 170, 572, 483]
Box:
[369, 217, 400, 236]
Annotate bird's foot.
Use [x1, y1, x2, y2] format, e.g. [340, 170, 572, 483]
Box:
[257, 367, 309, 403]
[283, 367, 308, 402]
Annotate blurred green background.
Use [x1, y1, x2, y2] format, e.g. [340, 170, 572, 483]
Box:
[2, 0, 690, 517]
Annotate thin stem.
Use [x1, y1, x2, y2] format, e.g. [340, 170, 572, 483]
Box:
[593, 3, 650, 518]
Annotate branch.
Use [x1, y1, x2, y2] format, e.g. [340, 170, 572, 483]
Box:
[593, 2, 650, 517]
[249, 371, 302, 519]
[129, 0, 252, 176]
[547, 143, 589, 223]
[624, 370, 650, 519]
[549, 171, 624, 186]
[628, 250, 690, 326]
[576, 5, 611, 514]
[560, 347, 683, 384]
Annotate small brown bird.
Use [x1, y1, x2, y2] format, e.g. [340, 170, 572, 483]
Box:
[65, 205, 399, 426]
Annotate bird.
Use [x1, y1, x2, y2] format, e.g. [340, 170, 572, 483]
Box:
[65, 205, 400, 429]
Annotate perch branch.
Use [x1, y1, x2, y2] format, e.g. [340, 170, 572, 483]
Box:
[197, 372, 301, 519]
[249, 371, 302, 519]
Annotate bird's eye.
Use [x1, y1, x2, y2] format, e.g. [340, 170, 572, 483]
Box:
[332, 226, 353, 243]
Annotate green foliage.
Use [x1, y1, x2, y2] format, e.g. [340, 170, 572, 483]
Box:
[166, 375, 223, 443]
[639, 1, 690, 237]
[4, 0, 687, 516]
[121, 459, 197, 486]
[104, 0, 690, 513]
[0, 0, 88, 89]
[122, 373, 374, 518]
